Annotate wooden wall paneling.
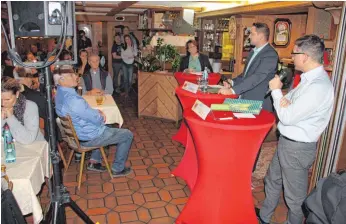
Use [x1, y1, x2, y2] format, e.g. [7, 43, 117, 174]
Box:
[138, 72, 182, 122]
[336, 125, 346, 171]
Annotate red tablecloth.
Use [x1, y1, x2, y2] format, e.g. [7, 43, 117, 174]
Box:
[174, 72, 221, 86]
[176, 109, 275, 224]
[172, 87, 238, 146]
[172, 87, 237, 189]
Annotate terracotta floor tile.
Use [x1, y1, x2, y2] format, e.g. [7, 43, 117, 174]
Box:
[137, 207, 151, 223]
[139, 187, 159, 194]
[106, 212, 121, 224]
[149, 207, 168, 218]
[88, 198, 105, 209]
[165, 204, 180, 218]
[117, 195, 133, 205]
[120, 211, 138, 222]
[138, 179, 154, 188]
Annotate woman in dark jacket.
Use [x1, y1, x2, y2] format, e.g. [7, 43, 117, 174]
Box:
[179, 40, 213, 73]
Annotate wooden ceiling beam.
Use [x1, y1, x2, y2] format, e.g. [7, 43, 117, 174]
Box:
[75, 3, 118, 8]
[107, 1, 138, 16]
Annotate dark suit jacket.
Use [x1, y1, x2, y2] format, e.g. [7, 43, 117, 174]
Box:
[232, 44, 278, 112]
[179, 53, 213, 73]
[21, 85, 49, 141]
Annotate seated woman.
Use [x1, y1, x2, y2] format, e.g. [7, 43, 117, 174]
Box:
[1, 77, 45, 144]
[179, 40, 213, 73]
[77, 49, 90, 76]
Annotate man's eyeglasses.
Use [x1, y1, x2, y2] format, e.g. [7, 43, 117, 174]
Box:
[291, 52, 305, 55]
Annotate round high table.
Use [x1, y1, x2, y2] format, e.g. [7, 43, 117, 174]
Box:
[172, 86, 237, 189]
[176, 109, 275, 224]
[172, 72, 221, 146]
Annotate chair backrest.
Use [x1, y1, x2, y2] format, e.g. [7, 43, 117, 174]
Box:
[58, 116, 81, 151]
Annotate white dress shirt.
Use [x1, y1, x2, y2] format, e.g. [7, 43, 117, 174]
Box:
[271, 66, 334, 142]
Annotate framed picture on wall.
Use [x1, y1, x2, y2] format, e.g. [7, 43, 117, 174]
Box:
[273, 19, 291, 47]
[242, 27, 252, 52]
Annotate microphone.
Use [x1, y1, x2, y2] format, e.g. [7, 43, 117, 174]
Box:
[266, 69, 288, 95]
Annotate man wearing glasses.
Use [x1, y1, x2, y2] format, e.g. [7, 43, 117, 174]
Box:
[256, 35, 334, 224]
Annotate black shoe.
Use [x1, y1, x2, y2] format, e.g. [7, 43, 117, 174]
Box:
[112, 167, 133, 177]
[255, 207, 269, 224]
[87, 163, 106, 172]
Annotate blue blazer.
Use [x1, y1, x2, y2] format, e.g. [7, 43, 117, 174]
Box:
[232, 44, 279, 112]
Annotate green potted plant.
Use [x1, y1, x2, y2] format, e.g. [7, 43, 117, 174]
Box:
[155, 38, 181, 72]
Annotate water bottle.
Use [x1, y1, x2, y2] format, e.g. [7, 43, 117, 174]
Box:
[3, 124, 16, 163]
[202, 67, 209, 93]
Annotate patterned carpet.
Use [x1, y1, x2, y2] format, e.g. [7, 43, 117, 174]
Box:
[252, 141, 277, 187]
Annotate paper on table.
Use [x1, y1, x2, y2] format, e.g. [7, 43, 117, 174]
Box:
[233, 113, 256, 119]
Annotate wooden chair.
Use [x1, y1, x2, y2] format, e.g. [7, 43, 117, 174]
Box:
[39, 118, 67, 169]
[58, 116, 113, 189]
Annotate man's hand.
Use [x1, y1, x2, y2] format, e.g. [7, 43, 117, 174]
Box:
[2, 109, 7, 120]
[3, 108, 14, 119]
[269, 75, 283, 91]
[222, 79, 232, 89]
[218, 87, 234, 95]
[98, 110, 106, 123]
[87, 88, 104, 96]
[280, 98, 291, 108]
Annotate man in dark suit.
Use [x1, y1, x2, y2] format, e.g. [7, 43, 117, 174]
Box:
[219, 23, 278, 112]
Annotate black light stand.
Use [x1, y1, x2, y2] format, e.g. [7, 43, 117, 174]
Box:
[43, 66, 94, 224]
[3, 2, 95, 222]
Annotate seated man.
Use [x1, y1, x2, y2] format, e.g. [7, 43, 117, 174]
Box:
[54, 65, 133, 177]
[80, 54, 113, 95]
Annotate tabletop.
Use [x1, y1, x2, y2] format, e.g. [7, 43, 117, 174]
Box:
[83, 94, 124, 127]
[1, 140, 49, 224]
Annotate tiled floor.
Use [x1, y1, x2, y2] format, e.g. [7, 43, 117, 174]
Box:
[28, 96, 288, 224]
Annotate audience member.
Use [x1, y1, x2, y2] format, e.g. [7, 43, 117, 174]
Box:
[54, 65, 133, 176]
[1, 77, 45, 144]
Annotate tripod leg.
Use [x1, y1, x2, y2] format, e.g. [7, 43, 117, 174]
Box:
[68, 200, 94, 224]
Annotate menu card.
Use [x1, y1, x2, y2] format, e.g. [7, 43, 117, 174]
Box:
[192, 100, 211, 120]
[182, 81, 199, 94]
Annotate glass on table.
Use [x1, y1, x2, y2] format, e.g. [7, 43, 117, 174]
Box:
[95, 93, 105, 105]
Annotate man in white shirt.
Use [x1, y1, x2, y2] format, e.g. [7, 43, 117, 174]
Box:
[256, 35, 334, 224]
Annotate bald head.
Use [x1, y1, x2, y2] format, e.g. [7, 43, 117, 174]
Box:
[88, 53, 100, 69]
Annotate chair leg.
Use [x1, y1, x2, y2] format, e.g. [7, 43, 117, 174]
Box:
[100, 147, 113, 180]
[78, 152, 86, 190]
[57, 143, 67, 169]
[65, 150, 74, 175]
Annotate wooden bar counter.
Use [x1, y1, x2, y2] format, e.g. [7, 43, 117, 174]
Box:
[138, 71, 182, 123]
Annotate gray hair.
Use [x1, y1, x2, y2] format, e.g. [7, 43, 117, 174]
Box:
[53, 65, 75, 85]
[295, 34, 325, 63]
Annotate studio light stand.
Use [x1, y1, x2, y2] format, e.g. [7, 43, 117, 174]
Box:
[4, 2, 94, 223]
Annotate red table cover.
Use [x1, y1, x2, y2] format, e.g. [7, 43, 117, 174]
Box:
[172, 87, 238, 189]
[172, 86, 237, 146]
[174, 72, 221, 86]
[176, 109, 275, 224]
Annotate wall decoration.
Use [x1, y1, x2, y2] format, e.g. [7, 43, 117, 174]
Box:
[229, 16, 236, 40]
[242, 27, 252, 52]
[273, 19, 291, 47]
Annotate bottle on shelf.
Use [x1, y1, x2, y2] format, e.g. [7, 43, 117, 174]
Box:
[3, 124, 16, 163]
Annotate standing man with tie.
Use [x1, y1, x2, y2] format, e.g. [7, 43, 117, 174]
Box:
[256, 35, 334, 224]
[219, 23, 279, 112]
